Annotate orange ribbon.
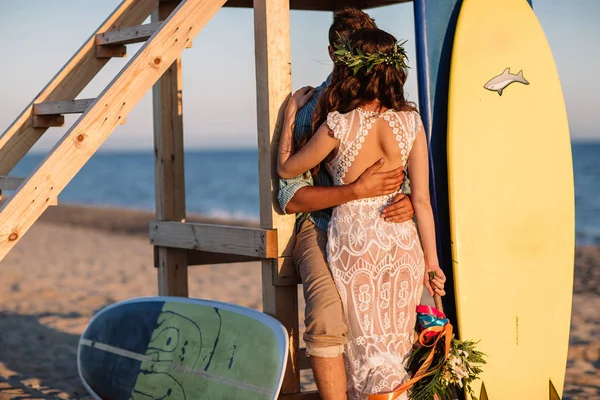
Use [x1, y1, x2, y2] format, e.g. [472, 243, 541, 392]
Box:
[367, 323, 453, 400]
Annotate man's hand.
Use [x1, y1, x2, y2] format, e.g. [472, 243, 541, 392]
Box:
[381, 193, 414, 223]
[350, 159, 405, 199]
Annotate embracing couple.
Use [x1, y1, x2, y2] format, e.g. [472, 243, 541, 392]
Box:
[276, 8, 447, 400]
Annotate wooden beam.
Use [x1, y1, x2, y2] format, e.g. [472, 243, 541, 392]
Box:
[254, 0, 299, 395]
[279, 391, 321, 400]
[149, 221, 278, 258]
[152, 0, 188, 297]
[298, 349, 311, 370]
[0, 0, 229, 262]
[33, 99, 95, 116]
[186, 250, 259, 266]
[224, 0, 408, 10]
[96, 22, 163, 46]
[96, 44, 127, 58]
[0, 0, 158, 176]
[273, 257, 301, 286]
[0, 176, 25, 191]
[32, 115, 64, 128]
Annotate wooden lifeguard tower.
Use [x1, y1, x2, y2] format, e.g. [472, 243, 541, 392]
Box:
[0, 0, 424, 398]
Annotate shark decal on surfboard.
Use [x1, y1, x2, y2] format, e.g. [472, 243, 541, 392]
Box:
[484, 67, 529, 95]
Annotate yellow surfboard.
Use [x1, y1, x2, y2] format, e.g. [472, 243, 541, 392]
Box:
[447, 0, 574, 398]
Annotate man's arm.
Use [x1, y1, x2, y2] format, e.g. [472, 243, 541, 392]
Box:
[281, 159, 406, 214]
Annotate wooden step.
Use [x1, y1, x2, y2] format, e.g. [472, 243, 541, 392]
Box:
[150, 221, 278, 258]
[0, 176, 25, 191]
[96, 22, 193, 50]
[31, 99, 125, 125]
[33, 99, 95, 116]
[96, 22, 163, 46]
[32, 115, 64, 128]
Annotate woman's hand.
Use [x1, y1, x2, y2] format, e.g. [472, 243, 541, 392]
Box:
[424, 264, 446, 297]
[285, 86, 315, 118]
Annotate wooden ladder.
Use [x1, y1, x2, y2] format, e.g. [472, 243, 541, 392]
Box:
[0, 0, 226, 260]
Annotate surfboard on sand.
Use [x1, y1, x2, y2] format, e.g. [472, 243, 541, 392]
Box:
[447, 0, 574, 398]
[77, 297, 289, 400]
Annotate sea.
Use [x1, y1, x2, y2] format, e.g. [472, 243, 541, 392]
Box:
[9, 142, 600, 245]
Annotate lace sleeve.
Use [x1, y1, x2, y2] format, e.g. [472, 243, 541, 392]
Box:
[326, 111, 348, 140]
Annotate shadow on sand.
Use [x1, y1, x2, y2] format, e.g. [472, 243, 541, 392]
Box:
[0, 312, 96, 399]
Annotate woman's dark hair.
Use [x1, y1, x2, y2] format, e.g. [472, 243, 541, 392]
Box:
[328, 8, 377, 47]
[305, 28, 417, 175]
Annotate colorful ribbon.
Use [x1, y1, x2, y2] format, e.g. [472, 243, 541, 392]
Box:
[367, 306, 453, 400]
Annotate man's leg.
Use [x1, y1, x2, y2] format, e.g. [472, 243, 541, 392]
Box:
[310, 355, 346, 400]
[293, 220, 347, 400]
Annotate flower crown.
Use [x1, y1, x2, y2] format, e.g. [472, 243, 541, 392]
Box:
[333, 36, 410, 75]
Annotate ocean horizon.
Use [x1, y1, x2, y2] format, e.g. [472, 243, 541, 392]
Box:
[10, 141, 600, 245]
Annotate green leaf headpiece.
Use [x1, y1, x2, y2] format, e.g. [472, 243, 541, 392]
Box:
[333, 36, 410, 76]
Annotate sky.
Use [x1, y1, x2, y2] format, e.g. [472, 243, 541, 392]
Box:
[0, 0, 598, 151]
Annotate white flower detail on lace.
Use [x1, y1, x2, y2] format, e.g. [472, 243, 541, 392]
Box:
[363, 314, 371, 330]
[397, 281, 409, 308]
[358, 284, 371, 312]
[384, 313, 391, 330]
[349, 229, 366, 248]
[381, 282, 390, 309]
[396, 311, 406, 330]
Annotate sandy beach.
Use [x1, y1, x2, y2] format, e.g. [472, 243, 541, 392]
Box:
[0, 205, 598, 399]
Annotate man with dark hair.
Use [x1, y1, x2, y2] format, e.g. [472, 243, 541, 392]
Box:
[278, 8, 415, 400]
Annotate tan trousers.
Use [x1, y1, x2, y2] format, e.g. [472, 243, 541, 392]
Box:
[294, 220, 348, 357]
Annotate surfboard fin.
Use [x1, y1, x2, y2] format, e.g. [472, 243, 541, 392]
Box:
[549, 380, 561, 400]
[480, 382, 489, 400]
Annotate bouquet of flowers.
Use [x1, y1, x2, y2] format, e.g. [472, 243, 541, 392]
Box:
[407, 273, 486, 400]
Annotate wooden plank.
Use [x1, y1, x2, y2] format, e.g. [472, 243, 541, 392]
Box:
[279, 391, 321, 400]
[0, 0, 229, 262]
[96, 22, 162, 46]
[254, 0, 299, 394]
[0, 195, 57, 207]
[0, 0, 158, 176]
[32, 115, 64, 128]
[224, 0, 408, 11]
[96, 44, 127, 58]
[273, 256, 301, 286]
[152, 0, 188, 297]
[186, 250, 259, 266]
[262, 260, 300, 395]
[298, 349, 311, 371]
[0, 176, 25, 191]
[150, 221, 278, 258]
[33, 99, 95, 116]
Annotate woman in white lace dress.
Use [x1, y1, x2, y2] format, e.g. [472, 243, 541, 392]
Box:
[278, 28, 446, 399]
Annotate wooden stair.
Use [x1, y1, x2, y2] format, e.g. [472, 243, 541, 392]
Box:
[0, 0, 226, 261]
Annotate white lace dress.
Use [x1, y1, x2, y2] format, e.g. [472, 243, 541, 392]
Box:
[325, 108, 425, 399]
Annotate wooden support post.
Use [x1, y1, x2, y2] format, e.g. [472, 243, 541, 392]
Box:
[0, 0, 158, 176]
[254, 0, 299, 395]
[152, 0, 188, 297]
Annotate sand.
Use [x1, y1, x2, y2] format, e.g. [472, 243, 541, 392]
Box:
[0, 205, 598, 399]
